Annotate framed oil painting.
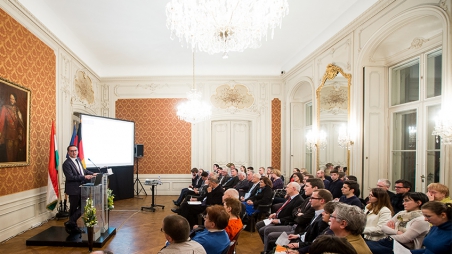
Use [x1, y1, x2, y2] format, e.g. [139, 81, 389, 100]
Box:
[0, 77, 30, 167]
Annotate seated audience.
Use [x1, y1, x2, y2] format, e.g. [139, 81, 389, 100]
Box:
[223, 197, 243, 240]
[266, 167, 273, 179]
[329, 203, 372, 253]
[411, 201, 452, 254]
[363, 188, 393, 241]
[338, 180, 363, 209]
[218, 167, 230, 186]
[173, 171, 208, 206]
[392, 179, 412, 214]
[241, 173, 261, 201]
[258, 167, 265, 177]
[158, 215, 206, 254]
[287, 235, 358, 254]
[271, 169, 284, 190]
[244, 176, 273, 215]
[363, 179, 396, 205]
[316, 169, 330, 189]
[366, 192, 430, 253]
[427, 183, 452, 203]
[239, 165, 246, 173]
[191, 205, 230, 254]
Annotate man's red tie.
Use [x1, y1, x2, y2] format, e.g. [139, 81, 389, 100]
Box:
[276, 197, 291, 216]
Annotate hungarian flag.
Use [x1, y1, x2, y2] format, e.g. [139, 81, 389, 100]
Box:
[76, 123, 86, 169]
[46, 121, 59, 211]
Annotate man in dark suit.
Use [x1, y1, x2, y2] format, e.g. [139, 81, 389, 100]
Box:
[241, 173, 261, 201]
[234, 172, 250, 196]
[178, 176, 224, 228]
[62, 145, 96, 234]
[173, 170, 206, 206]
[256, 182, 304, 253]
[222, 167, 240, 190]
[327, 169, 343, 199]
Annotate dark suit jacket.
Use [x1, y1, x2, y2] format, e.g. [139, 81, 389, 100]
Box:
[218, 174, 231, 186]
[63, 158, 94, 195]
[277, 195, 304, 225]
[328, 179, 344, 199]
[251, 185, 273, 208]
[223, 176, 239, 189]
[295, 214, 329, 249]
[244, 183, 260, 201]
[235, 179, 250, 196]
[198, 185, 224, 206]
[191, 175, 200, 187]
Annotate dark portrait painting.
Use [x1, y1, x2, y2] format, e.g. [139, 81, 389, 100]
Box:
[0, 77, 30, 167]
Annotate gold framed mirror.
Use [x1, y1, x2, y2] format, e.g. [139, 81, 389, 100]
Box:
[316, 64, 352, 171]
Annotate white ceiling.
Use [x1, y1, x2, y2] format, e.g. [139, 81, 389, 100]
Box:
[17, 0, 377, 78]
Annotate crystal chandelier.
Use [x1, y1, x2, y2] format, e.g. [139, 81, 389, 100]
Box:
[306, 130, 327, 151]
[338, 125, 354, 150]
[166, 0, 289, 58]
[432, 110, 452, 144]
[176, 53, 212, 124]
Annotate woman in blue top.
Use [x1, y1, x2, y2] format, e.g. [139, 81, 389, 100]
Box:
[192, 205, 230, 254]
[411, 201, 452, 254]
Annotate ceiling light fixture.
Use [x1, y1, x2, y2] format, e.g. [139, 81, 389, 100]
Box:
[176, 53, 212, 124]
[166, 0, 289, 58]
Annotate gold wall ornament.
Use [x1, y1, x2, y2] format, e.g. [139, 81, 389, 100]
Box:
[74, 70, 95, 104]
[211, 84, 254, 109]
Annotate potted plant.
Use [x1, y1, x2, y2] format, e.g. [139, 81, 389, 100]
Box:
[82, 198, 97, 251]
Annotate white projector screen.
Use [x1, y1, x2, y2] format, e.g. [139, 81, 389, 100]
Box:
[81, 114, 135, 168]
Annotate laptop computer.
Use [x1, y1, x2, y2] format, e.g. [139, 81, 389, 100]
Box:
[83, 174, 103, 186]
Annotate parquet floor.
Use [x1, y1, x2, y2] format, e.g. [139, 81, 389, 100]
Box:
[0, 195, 263, 254]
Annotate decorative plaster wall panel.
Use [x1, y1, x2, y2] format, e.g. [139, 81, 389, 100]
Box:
[272, 99, 281, 169]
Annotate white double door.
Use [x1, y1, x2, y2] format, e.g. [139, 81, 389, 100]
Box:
[211, 120, 251, 169]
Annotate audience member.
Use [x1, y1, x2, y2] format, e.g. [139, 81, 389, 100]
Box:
[222, 167, 239, 190]
[339, 172, 347, 182]
[266, 167, 273, 179]
[327, 169, 344, 199]
[366, 192, 430, 253]
[191, 205, 230, 254]
[363, 188, 393, 241]
[316, 169, 330, 189]
[329, 203, 372, 254]
[270, 169, 284, 190]
[239, 165, 246, 173]
[212, 164, 219, 174]
[392, 179, 412, 214]
[283, 190, 333, 251]
[258, 167, 265, 176]
[294, 235, 357, 254]
[178, 177, 224, 228]
[244, 176, 273, 215]
[158, 215, 206, 254]
[411, 201, 452, 254]
[256, 182, 304, 253]
[347, 175, 358, 182]
[241, 173, 261, 201]
[427, 183, 452, 203]
[363, 179, 395, 205]
[324, 163, 334, 182]
[289, 168, 301, 182]
[218, 167, 230, 186]
[338, 180, 363, 208]
[223, 197, 243, 240]
[233, 172, 249, 196]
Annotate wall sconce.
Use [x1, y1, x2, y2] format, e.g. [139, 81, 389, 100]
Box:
[306, 130, 327, 151]
[338, 125, 354, 150]
[432, 110, 452, 144]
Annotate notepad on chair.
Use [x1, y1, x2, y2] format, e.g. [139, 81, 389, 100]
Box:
[187, 201, 202, 205]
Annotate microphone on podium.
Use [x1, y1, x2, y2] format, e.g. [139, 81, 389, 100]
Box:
[88, 158, 102, 172]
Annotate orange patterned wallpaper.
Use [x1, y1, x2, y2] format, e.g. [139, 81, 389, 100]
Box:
[0, 9, 56, 196]
[116, 98, 191, 174]
[271, 99, 281, 170]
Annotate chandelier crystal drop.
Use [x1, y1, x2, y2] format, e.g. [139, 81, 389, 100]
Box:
[176, 53, 212, 124]
[166, 0, 289, 56]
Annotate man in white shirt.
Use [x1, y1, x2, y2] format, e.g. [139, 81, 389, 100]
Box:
[158, 215, 206, 254]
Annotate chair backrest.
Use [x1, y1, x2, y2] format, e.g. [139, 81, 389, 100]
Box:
[221, 241, 232, 254]
[226, 240, 236, 254]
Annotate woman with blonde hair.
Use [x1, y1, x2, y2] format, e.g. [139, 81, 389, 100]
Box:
[427, 183, 452, 203]
[223, 197, 243, 240]
[271, 169, 284, 190]
[363, 188, 394, 241]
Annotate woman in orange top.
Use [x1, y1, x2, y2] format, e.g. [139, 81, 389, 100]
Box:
[223, 197, 243, 240]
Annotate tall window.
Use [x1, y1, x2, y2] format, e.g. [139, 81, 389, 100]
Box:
[389, 49, 442, 191]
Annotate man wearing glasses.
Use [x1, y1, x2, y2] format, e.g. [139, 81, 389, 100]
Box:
[62, 145, 96, 234]
[391, 179, 412, 214]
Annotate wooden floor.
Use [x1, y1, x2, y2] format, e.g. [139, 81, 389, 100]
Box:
[0, 195, 263, 254]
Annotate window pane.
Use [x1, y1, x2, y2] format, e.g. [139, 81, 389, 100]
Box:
[305, 151, 312, 172]
[426, 105, 441, 185]
[393, 110, 417, 150]
[392, 151, 416, 190]
[391, 60, 419, 106]
[305, 102, 313, 126]
[426, 50, 442, 98]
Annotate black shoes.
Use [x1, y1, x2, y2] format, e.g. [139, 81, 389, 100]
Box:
[171, 208, 180, 214]
[64, 221, 83, 235]
[172, 200, 180, 206]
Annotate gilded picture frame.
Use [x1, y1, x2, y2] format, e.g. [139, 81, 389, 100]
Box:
[0, 77, 31, 167]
